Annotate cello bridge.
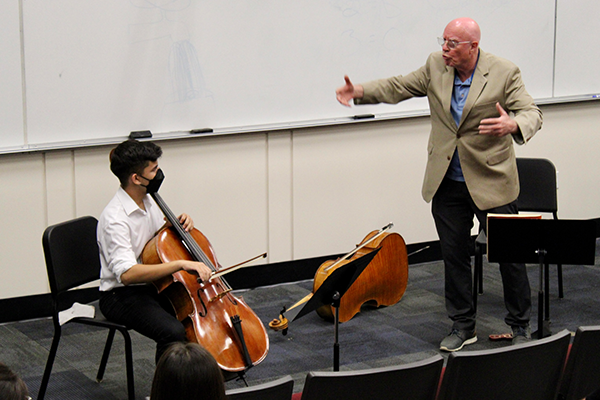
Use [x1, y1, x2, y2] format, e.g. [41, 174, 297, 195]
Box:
[209, 288, 232, 303]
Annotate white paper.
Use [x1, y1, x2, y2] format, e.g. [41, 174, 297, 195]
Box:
[58, 302, 95, 325]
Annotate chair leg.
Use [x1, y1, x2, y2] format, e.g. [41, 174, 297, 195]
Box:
[473, 255, 480, 313]
[38, 328, 62, 400]
[552, 214, 565, 299]
[544, 263, 550, 320]
[557, 263, 564, 298]
[96, 327, 135, 400]
[120, 329, 135, 400]
[96, 328, 116, 382]
[475, 243, 484, 294]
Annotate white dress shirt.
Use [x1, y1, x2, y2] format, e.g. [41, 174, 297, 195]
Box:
[97, 187, 165, 291]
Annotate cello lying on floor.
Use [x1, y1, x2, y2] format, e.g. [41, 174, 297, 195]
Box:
[270, 223, 408, 331]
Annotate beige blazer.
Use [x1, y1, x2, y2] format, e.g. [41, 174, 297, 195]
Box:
[357, 49, 543, 210]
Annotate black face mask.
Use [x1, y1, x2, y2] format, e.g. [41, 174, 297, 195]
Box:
[139, 168, 164, 194]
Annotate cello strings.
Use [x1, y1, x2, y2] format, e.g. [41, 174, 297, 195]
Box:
[152, 192, 233, 290]
[152, 193, 216, 271]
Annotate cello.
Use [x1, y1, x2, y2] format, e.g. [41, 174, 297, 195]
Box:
[141, 190, 269, 375]
[270, 223, 408, 331]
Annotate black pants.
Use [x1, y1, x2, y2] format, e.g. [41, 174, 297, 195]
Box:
[432, 178, 531, 332]
[99, 285, 186, 364]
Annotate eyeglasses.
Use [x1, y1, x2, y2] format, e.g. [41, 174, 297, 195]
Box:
[437, 37, 471, 49]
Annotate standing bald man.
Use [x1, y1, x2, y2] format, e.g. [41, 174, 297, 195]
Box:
[336, 18, 542, 351]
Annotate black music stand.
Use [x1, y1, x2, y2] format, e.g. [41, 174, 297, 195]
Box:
[487, 218, 596, 339]
[285, 247, 380, 371]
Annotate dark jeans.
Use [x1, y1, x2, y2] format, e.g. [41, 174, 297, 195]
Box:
[432, 178, 531, 332]
[99, 285, 186, 364]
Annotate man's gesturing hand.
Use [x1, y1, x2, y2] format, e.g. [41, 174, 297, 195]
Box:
[336, 75, 364, 107]
[478, 102, 518, 137]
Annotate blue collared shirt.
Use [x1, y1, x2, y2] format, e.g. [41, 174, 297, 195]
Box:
[446, 56, 478, 182]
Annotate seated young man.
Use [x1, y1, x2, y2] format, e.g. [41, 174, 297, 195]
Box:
[97, 139, 211, 363]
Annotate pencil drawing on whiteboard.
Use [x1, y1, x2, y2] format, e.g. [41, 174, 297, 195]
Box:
[129, 0, 215, 125]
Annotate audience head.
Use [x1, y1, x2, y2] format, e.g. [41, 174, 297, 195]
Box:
[109, 139, 162, 187]
[0, 362, 30, 400]
[150, 342, 226, 400]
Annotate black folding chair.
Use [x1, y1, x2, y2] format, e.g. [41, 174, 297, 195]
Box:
[300, 354, 443, 400]
[557, 326, 600, 400]
[438, 329, 571, 400]
[473, 157, 562, 311]
[38, 216, 135, 400]
[226, 375, 294, 400]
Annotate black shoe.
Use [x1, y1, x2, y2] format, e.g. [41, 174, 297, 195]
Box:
[511, 324, 531, 345]
[440, 329, 477, 352]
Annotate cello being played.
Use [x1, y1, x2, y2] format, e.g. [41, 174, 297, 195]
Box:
[142, 183, 269, 374]
[97, 139, 268, 377]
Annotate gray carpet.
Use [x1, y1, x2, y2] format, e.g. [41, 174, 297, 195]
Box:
[2, 245, 600, 399]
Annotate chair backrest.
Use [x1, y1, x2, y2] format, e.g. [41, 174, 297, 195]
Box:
[558, 326, 600, 400]
[42, 216, 101, 297]
[300, 354, 443, 400]
[226, 375, 294, 400]
[516, 157, 558, 214]
[437, 329, 571, 400]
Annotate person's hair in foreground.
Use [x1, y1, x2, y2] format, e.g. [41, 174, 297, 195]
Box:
[150, 342, 226, 400]
[0, 362, 30, 400]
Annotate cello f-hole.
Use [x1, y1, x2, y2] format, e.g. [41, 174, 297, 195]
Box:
[226, 292, 239, 306]
[195, 288, 208, 317]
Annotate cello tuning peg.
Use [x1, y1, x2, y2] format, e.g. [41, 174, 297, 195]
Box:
[268, 306, 289, 335]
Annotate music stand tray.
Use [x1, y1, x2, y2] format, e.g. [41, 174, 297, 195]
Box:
[286, 247, 381, 371]
[487, 217, 596, 339]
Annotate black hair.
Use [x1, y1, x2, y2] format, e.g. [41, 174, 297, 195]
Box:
[109, 139, 162, 187]
[0, 362, 29, 400]
[150, 342, 226, 400]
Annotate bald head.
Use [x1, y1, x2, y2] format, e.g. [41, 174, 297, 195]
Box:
[445, 18, 481, 43]
[441, 18, 481, 80]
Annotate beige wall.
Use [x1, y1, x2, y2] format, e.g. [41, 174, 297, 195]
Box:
[1, 101, 598, 299]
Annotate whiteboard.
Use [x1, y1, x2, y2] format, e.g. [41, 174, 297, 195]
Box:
[0, 1, 24, 150]
[554, 0, 600, 98]
[0, 0, 590, 152]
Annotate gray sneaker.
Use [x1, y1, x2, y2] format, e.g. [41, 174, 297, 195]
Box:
[440, 329, 477, 352]
[511, 324, 531, 345]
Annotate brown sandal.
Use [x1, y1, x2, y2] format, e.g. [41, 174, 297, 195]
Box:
[489, 333, 513, 341]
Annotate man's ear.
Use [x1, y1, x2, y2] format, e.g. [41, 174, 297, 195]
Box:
[128, 172, 143, 188]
